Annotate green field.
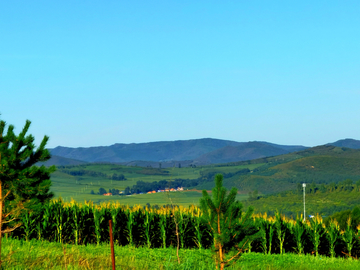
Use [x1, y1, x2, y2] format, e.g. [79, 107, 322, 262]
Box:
[2, 237, 360, 269]
[50, 163, 254, 205]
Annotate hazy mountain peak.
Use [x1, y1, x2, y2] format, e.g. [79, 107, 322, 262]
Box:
[328, 138, 360, 149]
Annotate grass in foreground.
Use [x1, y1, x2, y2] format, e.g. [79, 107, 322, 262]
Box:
[2, 238, 360, 269]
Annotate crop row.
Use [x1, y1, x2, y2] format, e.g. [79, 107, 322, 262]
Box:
[10, 199, 360, 258]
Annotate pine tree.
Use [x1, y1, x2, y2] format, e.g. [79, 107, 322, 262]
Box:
[200, 174, 259, 270]
[0, 119, 55, 266]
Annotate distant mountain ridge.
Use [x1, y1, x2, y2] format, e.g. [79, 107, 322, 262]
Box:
[51, 138, 242, 163]
[47, 138, 360, 167]
[49, 138, 308, 166]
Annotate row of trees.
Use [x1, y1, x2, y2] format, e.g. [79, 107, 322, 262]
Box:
[296, 179, 360, 194]
[60, 169, 126, 181]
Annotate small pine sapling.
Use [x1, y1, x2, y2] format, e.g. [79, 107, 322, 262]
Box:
[200, 174, 259, 270]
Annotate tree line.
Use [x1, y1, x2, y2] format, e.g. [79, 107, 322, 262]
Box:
[60, 169, 126, 181]
[296, 179, 360, 194]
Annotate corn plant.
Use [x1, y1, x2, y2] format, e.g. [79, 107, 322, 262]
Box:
[290, 216, 305, 255]
[22, 211, 37, 241]
[177, 206, 191, 249]
[53, 200, 65, 243]
[41, 202, 53, 242]
[307, 214, 326, 256]
[126, 207, 134, 246]
[159, 207, 169, 248]
[341, 217, 356, 257]
[255, 213, 274, 255]
[326, 219, 340, 258]
[267, 217, 275, 255]
[36, 219, 42, 240]
[80, 202, 93, 245]
[110, 202, 123, 245]
[275, 212, 286, 254]
[143, 207, 154, 248]
[69, 201, 81, 245]
[191, 206, 203, 249]
[93, 205, 105, 245]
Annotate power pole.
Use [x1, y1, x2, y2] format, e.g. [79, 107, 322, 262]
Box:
[302, 183, 306, 221]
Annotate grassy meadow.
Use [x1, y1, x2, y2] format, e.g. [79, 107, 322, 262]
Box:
[2, 237, 360, 270]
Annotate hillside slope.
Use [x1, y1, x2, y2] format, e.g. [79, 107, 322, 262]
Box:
[194, 141, 290, 164]
[216, 145, 360, 194]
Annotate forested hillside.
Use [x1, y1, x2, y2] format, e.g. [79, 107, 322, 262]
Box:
[214, 145, 360, 194]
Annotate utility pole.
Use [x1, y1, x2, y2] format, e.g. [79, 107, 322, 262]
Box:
[302, 183, 306, 221]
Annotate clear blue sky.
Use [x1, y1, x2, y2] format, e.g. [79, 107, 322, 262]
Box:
[1, 1, 359, 148]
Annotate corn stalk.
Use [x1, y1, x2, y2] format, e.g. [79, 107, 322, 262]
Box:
[275, 212, 286, 254]
[143, 207, 153, 248]
[192, 207, 203, 249]
[126, 207, 134, 246]
[159, 208, 168, 248]
[93, 206, 105, 245]
[326, 219, 340, 258]
[341, 217, 355, 257]
[291, 216, 305, 255]
[308, 214, 325, 256]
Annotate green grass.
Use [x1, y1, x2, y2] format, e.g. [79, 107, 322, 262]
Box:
[2, 237, 360, 269]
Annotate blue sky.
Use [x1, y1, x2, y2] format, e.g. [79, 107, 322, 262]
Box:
[1, 1, 359, 148]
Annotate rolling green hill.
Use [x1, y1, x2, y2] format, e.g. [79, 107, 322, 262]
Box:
[39, 155, 87, 166]
[215, 145, 360, 194]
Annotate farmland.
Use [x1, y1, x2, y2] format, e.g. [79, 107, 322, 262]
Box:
[50, 163, 257, 205]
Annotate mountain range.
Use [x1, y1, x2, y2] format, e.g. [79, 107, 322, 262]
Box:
[47, 138, 360, 167]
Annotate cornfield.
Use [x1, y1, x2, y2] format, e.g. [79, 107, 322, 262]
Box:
[10, 199, 360, 258]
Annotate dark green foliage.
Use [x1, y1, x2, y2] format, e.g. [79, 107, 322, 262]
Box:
[60, 168, 126, 180]
[0, 119, 55, 231]
[98, 188, 107, 195]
